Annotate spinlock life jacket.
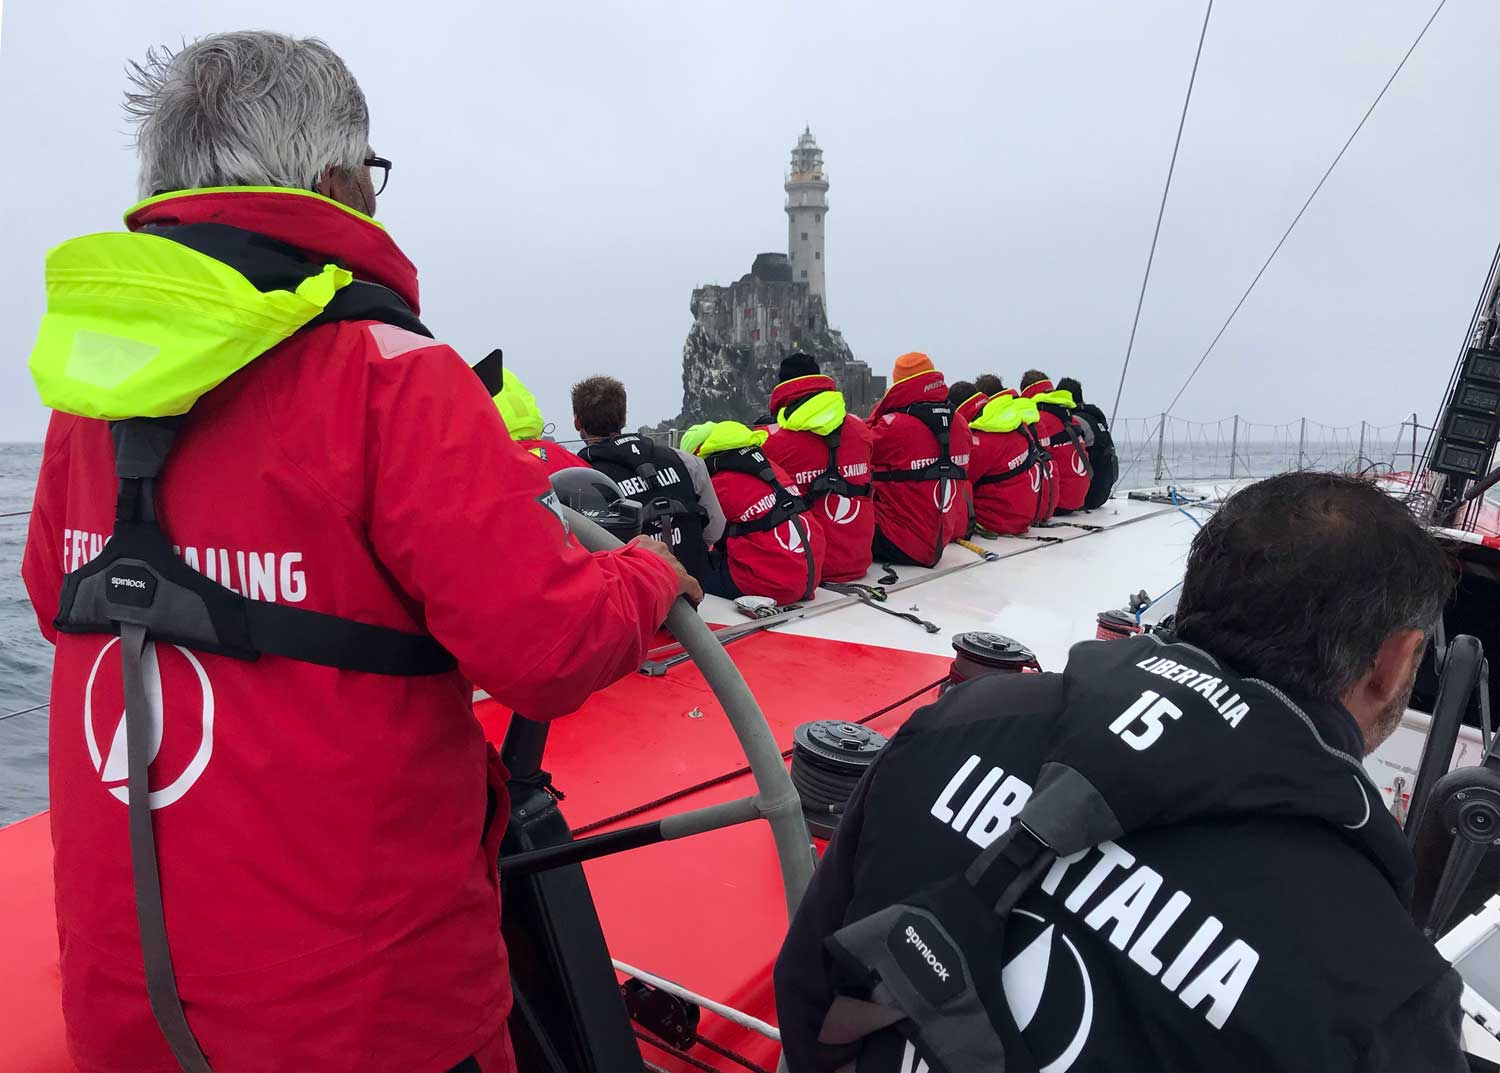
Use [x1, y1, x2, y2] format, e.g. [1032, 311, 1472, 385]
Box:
[31, 221, 463, 1073]
[967, 394, 1051, 535]
[1073, 401, 1119, 510]
[686, 421, 826, 603]
[868, 371, 973, 566]
[814, 634, 1449, 1073]
[1022, 381, 1091, 513]
[578, 433, 712, 581]
[765, 376, 876, 582]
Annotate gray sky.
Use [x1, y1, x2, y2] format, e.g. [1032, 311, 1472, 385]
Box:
[1, 0, 1496, 443]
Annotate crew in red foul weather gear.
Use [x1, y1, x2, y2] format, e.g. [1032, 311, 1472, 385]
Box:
[683, 421, 826, 603]
[867, 354, 972, 567]
[492, 367, 589, 476]
[968, 391, 1051, 534]
[22, 182, 689, 1073]
[762, 353, 874, 582]
[1020, 370, 1090, 513]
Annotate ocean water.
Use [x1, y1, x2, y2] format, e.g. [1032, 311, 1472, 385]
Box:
[0, 442, 48, 825]
[0, 429, 1468, 826]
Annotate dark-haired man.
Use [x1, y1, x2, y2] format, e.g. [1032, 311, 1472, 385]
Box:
[1059, 376, 1118, 509]
[973, 373, 1006, 398]
[573, 375, 725, 590]
[776, 472, 1463, 1072]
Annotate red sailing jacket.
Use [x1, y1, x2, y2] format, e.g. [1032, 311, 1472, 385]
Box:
[695, 424, 826, 604]
[520, 439, 589, 476]
[21, 189, 678, 1073]
[866, 370, 973, 567]
[762, 376, 874, 582]
[1022, 379, 1089, 512]
[965, 393, 1049, 535]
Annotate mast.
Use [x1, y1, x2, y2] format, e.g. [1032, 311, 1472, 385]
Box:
[1426, 240, 1500, 526]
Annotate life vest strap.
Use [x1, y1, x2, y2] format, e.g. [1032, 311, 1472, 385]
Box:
[974, 439, 1049, 488]
[121, 621, 215, 1073]
[802, 428, 872, 500]
[706, 447, 810, 538]
[872, 402, 968, 484]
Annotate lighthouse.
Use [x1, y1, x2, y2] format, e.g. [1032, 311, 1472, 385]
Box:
[785, 127, 829, 309]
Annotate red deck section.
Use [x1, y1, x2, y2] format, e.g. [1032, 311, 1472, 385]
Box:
[0, 629, 951, 1072]
[0, 813, 70, 1073]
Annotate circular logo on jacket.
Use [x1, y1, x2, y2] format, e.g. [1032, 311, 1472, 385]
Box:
[1030, 465, 1043, 493]
[823, 495, 861, 526]
[933, 481, 957, 512]
[774, 520, 805, 553]
[1072, 451, 1087, 477]
[1003, 909, 1094, 1073]
[84, 637, 215, 810]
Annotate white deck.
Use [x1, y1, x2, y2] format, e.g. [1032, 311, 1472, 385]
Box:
[693, 486, 1223, 671]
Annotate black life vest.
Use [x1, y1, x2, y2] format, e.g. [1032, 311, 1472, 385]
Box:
[872, 401, 968, 485]
[818, 634, 1448, 1073]
[702, 445, 809, 537]
[52, 222, 464, 1073]
[803, 428, 873, 503]
[1037, 399, 1094, 479]
[578, 434, 712, 578]
[704, 445, 818, 600]
[1075, 402, 1118, 510]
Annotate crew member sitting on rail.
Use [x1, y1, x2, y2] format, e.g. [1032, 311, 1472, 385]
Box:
[1021, 368, 1091, 514]
[1059, 376, 1119, 509]
[776, 472, 1464, 1073]
[763, 353, 875, 582]
[867, 353, 972, 567]
[683, 420, 827, 604]
[573, 375, 726, 593]
[955, 379, 1049, 535]
[21, 31, 702, 1073]
[491, 367, 590, 476]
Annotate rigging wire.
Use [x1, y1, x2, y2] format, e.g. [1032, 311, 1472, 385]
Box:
[0, 701, 48, 723]
[0, 509, 32, 519]
[1160, 0, 1450, 418]
[1109, 0, 1215, 425]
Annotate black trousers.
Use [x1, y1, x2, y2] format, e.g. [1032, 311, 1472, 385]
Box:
[870, 526, 931, 568]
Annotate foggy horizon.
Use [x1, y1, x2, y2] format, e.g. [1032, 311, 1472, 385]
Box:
[2, 1, 1497, 444]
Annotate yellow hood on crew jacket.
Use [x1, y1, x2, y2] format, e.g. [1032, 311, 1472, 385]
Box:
[682, 420, 768, 457]
[492, 369, 545, 440]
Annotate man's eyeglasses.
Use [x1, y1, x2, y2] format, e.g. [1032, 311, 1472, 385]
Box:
[365, 155, 392, 197]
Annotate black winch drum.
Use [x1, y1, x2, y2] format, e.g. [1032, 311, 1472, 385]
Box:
[943, 631, 1040, 693]
[1096, 608, 1143, 641]
[790, 720, 888, 839]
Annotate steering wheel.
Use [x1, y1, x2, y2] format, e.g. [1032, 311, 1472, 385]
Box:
[501, 505, 815, 919]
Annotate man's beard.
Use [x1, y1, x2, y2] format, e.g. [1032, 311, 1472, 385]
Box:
[1365, 658, 1422, 756]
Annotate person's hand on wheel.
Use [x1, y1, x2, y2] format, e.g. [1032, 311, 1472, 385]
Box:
[627, 536, 704, 606]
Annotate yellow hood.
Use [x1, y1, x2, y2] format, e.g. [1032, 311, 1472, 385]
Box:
[972, 394, 1040, 433]
[683, 420, 768, 456]
[777, 386, 846, 437]
[492, 369, 544, 440]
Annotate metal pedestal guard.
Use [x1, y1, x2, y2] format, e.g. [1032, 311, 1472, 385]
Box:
[561, 508, 815, 920]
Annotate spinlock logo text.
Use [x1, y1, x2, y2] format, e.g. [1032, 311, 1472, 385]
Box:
[105, 562, 156, 608]
[905, 925, 950, 981]
[889, 912, 966, 1006]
